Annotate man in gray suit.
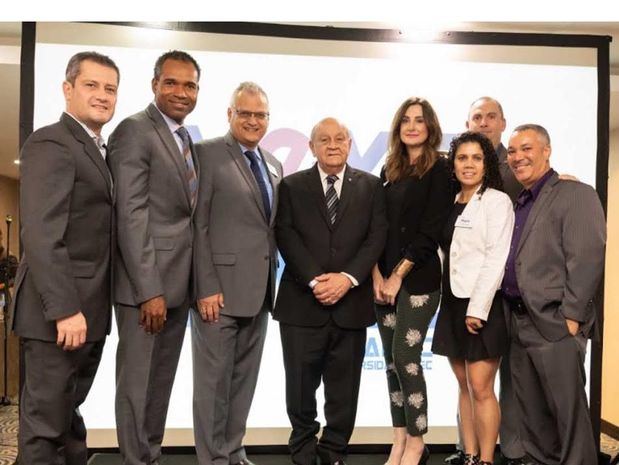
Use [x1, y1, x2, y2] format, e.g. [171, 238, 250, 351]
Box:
[192, 81, 282, 465]
[10, 51, 118, 465]
[502, 124, 606, 465]
[108, 50, 200, 465]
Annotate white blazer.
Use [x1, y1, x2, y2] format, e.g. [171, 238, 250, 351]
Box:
[448, 186, 515, 321]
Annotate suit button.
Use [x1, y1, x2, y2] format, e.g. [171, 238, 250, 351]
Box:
[330, 248, 336, 255]
[264, 256, 269, 260]
[401, 227, 406, 232]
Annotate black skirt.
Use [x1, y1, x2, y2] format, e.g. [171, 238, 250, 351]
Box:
[432, 290, 508, 361]
[431, 201, 508, 361]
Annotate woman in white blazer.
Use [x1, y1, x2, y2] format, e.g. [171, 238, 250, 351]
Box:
[432, 132, 514, 465]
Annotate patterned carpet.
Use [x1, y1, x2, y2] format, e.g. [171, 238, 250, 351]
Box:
[0, 404, 17, 465]
[0, 403, 618, 465]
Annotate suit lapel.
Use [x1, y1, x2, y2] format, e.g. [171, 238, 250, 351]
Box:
[262, 149, 279, 227]
[307, 164, 332, 229]
[224, 132, 268, 221]
[333, 165, 355, 229]
[61, 113, 112, 199]
[516, 173, 559, 255]
[146, 104, 192, 207]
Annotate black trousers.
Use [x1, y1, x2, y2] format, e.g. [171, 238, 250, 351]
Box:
[280, 319, 366, 465]
[19, 338, 105, 465]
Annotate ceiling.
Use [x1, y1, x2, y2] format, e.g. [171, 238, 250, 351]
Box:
[1, 21, 618, 180]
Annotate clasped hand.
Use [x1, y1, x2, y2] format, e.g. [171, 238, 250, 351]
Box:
[373, 273, 402, 306]
[313, 273, 352, 305]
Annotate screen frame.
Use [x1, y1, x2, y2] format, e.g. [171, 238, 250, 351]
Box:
[18, 20, 611, 451]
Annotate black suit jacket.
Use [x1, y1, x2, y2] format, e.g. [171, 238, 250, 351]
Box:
[10, 113, 114, 342]
[273, 164, 387, 329]
[380, 156, 452, 294]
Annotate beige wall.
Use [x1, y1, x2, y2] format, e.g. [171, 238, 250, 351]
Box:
[0, 174, 19, 254]
[602, 118, 619, 427]
[0, 173, 19, 398]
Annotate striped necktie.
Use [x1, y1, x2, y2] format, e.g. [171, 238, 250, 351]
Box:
[176, 126, 198, 206]
[325, 174, 339, 225]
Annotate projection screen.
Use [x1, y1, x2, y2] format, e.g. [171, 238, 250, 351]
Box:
[26, 21, 609, 447]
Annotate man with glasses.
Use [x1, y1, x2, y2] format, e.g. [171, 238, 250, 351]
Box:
[192, 81, 282, 465]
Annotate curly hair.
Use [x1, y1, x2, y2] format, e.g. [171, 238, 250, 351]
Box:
[447, 131, 504, 195]
[384, 97, 442, 182]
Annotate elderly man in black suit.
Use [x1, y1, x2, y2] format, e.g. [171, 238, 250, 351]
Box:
[274, 117, 387, 465]
[10, 51, 118, 465]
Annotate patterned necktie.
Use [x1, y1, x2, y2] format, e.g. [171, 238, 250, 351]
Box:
[175, 127, 198, 206]
[94, 136, 107, 159]
[326, 174, 339, 225]
[244, 150, 271, 220]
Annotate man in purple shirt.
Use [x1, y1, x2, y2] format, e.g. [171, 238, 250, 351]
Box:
[501, 124, 606, 465]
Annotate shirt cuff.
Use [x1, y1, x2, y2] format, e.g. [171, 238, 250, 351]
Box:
[309, 279, 318, 289]
[340, 272, 358, 287]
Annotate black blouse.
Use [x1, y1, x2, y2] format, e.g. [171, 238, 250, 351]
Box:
[379, 156, 453, 294]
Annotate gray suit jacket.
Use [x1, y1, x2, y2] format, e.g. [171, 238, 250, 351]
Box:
[515, 172, 606, 341]
[10, 113, 113, 342]
[108, 103, 198, 308]
[194, 132, 282, 317]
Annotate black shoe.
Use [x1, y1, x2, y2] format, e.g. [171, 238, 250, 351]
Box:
[419, 446, 430, 465]
[463, 455, 479, 465]
[503, 458, 539, 465]
[444, 450, 465, 465]
[232, 460, 257, 465]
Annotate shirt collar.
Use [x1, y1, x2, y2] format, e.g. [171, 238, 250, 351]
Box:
[64, 111, 102, 142]
[529, 168, 555, 201]
[317, 163, 346, 182]
[153, 102, 182, 133]
[239, 142, 260, 156]
[516, 168, 555, 206]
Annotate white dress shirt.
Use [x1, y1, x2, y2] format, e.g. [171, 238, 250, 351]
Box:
[308, 164, 358, 289]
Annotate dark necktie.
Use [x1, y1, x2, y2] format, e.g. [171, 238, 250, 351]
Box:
[244, 150, 271, 220]
[175, 127, 198, 206]
[515, 189, 533, 209]
[326, 174, 339, 225]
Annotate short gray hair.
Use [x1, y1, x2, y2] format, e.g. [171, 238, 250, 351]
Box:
[65, 51, 119, 85]
[230, 81, 269, 107]
[512, 123, 551, 146]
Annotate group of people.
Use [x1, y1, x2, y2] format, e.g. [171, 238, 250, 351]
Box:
[7, 48, 606, 465]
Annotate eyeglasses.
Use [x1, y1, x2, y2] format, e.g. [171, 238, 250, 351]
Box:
[233, 108, 270, 121]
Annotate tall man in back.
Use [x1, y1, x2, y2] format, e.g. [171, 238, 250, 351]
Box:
[192, 82, 282, 465]
[108, 50, 201, 465]
[10, 51, 118, 465]
[503, 124, 605, 465]
[274, 117, 387, 465]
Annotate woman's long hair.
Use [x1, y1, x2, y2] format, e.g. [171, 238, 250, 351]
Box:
[384, 97, 442, 183]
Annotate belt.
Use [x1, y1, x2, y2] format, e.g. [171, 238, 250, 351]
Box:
[505, 297, 528, 315]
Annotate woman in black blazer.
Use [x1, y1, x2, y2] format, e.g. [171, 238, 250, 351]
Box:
[372, 97, 452, 465]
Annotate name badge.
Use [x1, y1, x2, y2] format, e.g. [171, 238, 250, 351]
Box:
[267, 163, 279, 177]
[454, 215, 473, 229]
